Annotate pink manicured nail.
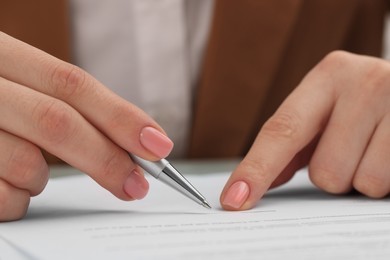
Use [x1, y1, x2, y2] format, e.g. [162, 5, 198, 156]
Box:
[140, 127, 173, 158]
[222, 181, 250, 209]
[123, 170, 149, 200]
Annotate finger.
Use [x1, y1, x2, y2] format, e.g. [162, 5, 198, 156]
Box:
[0, 32, 173, 160]
[270, 136, 318, 189]
[0, 129, 49, 196]
[353, 115, 390, 198]
[0, 179, 30, 221]
[0, 77, 148, 201]
[220, 62, 336, 210]
[309, 90, 377, 194]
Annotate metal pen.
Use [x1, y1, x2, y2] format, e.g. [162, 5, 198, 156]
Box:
[130, 154, 211, 209]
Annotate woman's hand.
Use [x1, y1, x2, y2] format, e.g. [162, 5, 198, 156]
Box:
[0, 32, 173, 221]
[221, 51, 390, 210]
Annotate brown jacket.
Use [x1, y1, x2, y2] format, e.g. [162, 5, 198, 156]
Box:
[1, 0, 388, 160]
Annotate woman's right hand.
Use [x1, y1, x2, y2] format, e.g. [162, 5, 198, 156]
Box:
[0, 32, 174, 221]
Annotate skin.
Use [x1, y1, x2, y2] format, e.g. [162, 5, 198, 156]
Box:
[220, 50, 390, 210]
[0, 32, 172, 221]
[1, 32, 390, 220]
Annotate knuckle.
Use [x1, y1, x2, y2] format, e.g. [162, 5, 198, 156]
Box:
[6, 142, 48, 192]
[49, 63, 87, 99]
[0, 187, 8, 218]
[33, 100, 77, 145]
[0, 183, 29, 221]
[316, 52, 390, 98]
[353, 173, 388, 198]
[309, 164, 351, 194]
[261, 112, 300, 141]
[0, 192, 10, 220]
[316, 50, 351, 73]
[98, 149, 129, 182]
[312, 51, 355, 84]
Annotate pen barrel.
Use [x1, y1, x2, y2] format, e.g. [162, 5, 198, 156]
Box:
[129, 154, 208, 207]
[158, 164, 208, 206]
[129, 154, 168, 178]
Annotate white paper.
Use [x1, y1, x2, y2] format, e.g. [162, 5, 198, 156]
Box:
[0, 169, 389, 260]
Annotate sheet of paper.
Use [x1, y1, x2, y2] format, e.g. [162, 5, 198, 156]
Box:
[1, 168, 389, 260]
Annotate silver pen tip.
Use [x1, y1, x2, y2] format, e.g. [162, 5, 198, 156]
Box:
[202, 200, 212, 209]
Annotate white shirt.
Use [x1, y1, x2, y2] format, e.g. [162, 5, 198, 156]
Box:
[69, 0, 214, 157]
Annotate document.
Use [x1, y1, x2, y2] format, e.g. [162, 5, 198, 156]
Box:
[0, 168, 389, 260]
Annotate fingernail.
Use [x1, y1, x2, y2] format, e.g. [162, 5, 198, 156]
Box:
[140, 127, 173, 158]
[123, 170, 149, 200]
[222, 181, 250, 209]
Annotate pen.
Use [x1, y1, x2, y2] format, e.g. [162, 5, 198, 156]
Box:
[129, 154, 212, 209]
